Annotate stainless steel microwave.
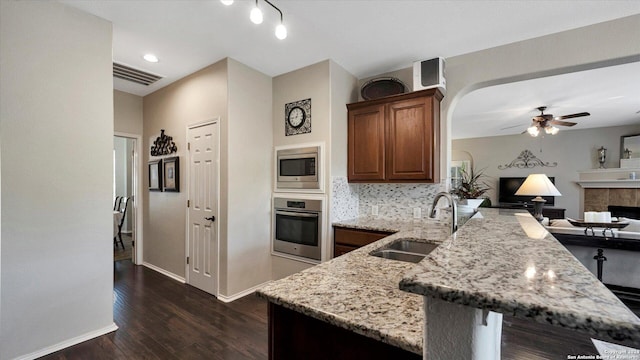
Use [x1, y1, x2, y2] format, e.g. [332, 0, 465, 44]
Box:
[276, 146, 320, 189]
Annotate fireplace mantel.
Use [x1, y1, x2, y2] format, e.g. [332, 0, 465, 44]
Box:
[577, 179, 640, 188]
[577, 168, 640, 189]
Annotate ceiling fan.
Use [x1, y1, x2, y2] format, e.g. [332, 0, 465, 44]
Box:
[522, 106, 590, 137]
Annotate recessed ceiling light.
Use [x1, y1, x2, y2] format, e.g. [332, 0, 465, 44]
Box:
[143, 54, 159, 63]
[220, 0, 234, 5]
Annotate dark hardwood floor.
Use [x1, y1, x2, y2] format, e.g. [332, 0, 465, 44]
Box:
[114, 233, 132, 262]
[40, 260, 268, 360]
[40, 260, 637, 359]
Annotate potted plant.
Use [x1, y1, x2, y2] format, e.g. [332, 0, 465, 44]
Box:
[452, 166, 491, 209]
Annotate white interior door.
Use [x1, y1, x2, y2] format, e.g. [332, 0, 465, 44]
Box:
[187, 121, 219, 295]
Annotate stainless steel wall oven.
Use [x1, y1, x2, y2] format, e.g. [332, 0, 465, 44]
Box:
[273, 197, 322, 261]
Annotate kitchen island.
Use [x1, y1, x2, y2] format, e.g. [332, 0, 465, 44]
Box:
[400, 209, 640, 359]
[257, 209, 640, 359]
[257, 217, 449, 358]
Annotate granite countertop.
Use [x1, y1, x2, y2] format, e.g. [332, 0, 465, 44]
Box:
[256, 217, 450, 354]
[400, 208, 640, 347]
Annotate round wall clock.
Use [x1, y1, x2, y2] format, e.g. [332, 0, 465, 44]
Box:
[287, 106, 306, 128]
[284, 98, 311, 136]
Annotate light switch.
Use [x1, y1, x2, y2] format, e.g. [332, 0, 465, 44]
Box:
[413, 207, 421, 219]
[372, 205, 379, 216]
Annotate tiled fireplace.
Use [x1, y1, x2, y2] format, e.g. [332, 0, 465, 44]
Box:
[578, 168, 640, 212]
[584, 188, 640, 212]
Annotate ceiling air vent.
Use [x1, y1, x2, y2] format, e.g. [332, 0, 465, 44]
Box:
[113, 62, 162, 86]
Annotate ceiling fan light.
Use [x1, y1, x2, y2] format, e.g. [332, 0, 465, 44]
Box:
[549, 126, 559, 135]
[275, 23, 287, 39]
[250, 6, 263, 24]
[527, 126, 540, 137]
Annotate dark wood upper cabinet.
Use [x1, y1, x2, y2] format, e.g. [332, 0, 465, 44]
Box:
[347, 104, 386, 181]
[347, 89, 442, 183]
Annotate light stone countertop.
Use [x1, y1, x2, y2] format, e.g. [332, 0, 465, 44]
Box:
[256, 216, 450, 354]
[257, 209, 640, 353]
[401, 208, 640, 347]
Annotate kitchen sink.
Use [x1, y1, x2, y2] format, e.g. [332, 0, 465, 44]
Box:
[370, 239, 439, 263]
[384, 239, 438, 254]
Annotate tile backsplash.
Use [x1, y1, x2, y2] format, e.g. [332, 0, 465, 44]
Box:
[331, 177, 445, 221]
[331, 176, 359, 222]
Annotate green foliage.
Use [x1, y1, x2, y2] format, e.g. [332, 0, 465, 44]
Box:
[452, 166, 491, 200]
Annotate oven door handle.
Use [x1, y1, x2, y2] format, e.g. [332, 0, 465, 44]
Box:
[275, 210, 319, 218]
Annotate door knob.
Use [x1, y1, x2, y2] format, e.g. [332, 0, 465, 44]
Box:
[205, 216, 216, 222]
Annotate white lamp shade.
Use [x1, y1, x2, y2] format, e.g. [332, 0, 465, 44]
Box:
[515, 174, 561, 197]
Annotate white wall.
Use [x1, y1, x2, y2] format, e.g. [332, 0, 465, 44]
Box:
[0, 2, 115, 359]
[330, 61, 358, 178]
[224, 58, 272, 297]
[273, 60, 331, 155]
[114, 90, 143, 135]
[453, 124, 640, 218]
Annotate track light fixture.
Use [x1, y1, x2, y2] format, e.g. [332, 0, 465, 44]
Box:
[222, 0, 287, 40]
[250, 0, 263, 24]
[264, 0, 287, 40]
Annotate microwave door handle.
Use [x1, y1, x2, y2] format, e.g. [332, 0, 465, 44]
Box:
[275, 210, 319, 218]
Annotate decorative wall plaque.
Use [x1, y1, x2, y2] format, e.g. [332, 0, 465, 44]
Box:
[498, 149, 557, 170]
[285, 98, 311, 136]
[150, 129, 178, 156]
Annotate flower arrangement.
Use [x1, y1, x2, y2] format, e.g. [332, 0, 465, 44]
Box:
[452, 166, 491, 200]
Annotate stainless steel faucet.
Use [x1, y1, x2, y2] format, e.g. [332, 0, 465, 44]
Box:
[429, 192, 457, 234]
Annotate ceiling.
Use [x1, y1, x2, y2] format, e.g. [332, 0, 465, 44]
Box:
[453, 61, 640, 139]
[60, 0, 640, 137]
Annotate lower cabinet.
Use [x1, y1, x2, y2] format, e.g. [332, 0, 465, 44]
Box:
[268, 302, 421, 360]
[333, 226, 393, 258]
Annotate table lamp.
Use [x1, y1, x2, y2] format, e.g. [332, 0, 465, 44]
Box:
[515, 174, 561, 222]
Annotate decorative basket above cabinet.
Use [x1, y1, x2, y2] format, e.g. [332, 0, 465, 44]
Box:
[346, 88, 443, 183]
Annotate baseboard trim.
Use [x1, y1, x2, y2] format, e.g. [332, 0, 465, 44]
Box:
[217, 280, 272, 303]
[142, 262, 186, 283]
[13, 323, 118, 360]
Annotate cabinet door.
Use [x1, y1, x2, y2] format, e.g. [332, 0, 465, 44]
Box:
[334, 227, 391, 248]
[348, 104, 386, 181]
[387, 97, 435, 181]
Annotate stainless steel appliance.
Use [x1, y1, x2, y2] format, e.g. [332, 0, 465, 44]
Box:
[273, 197, 322, 261]
[276, 146, 320, 190]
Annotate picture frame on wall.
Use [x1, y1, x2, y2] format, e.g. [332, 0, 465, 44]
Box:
[163, 156, 180, 192]
[148, 159, 162, 191]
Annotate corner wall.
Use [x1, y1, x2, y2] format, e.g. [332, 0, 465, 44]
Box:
[223, 59, 272, 298]
[271, 60, 332, 278]
[114, 90, 143, 135]
[143, 60, 228, 278]
[0, 2, 115, 358]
